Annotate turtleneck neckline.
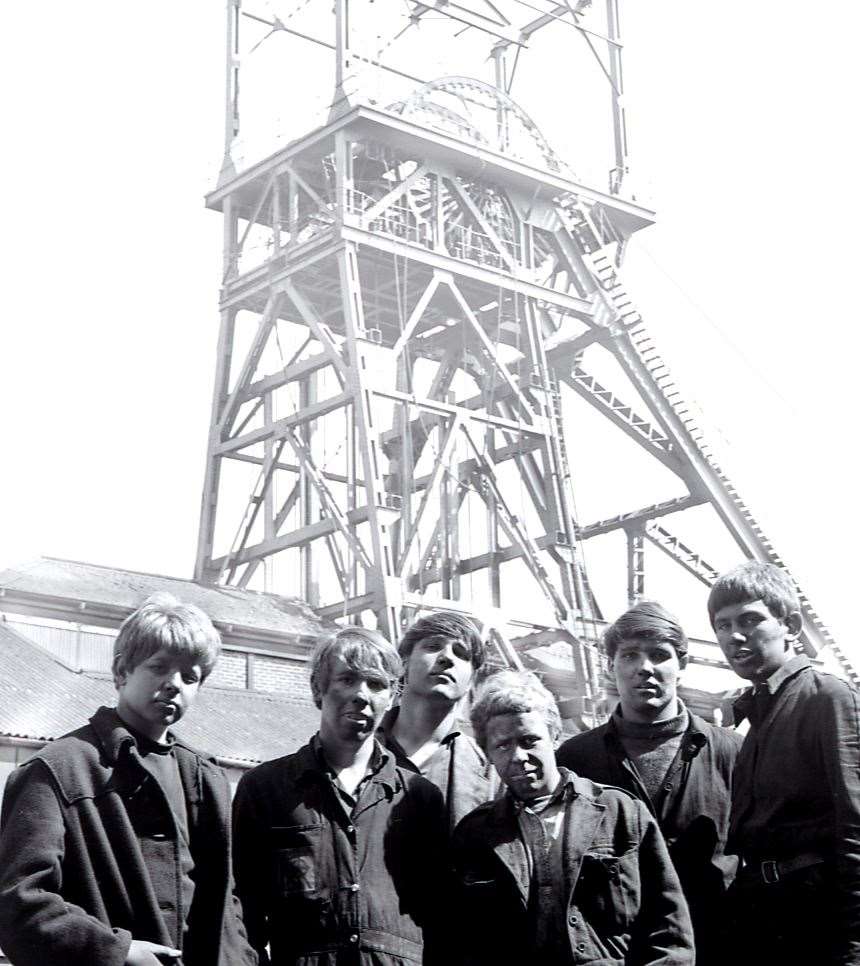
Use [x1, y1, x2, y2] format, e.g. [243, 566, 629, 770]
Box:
[612, 702, 688, 739]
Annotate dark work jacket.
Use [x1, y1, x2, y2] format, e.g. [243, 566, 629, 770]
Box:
[729, 656, 860, 965]
[451, 770, 694, 966]
[378, 706, 500, 831]
[232, 737, 448, 966]
[0, 706, 256, 966]
[556, 708, 742, 963]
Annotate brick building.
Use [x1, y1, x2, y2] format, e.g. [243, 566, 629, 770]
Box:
[0, 557, 338, 790]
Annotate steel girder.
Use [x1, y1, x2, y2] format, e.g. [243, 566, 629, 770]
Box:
[196, 109, 855, 718]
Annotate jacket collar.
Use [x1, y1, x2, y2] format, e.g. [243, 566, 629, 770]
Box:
[90, 706, 141, 765]
[33, 707, 204, 807]
[733, 654, 811, 722]
[90, 705, 201, 766]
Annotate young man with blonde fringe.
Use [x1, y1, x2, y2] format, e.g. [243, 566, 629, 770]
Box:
[233, 626, 447, 966]
[0, 594, 256, 966]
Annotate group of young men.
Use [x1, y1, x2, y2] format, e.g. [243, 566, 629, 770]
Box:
[0, 560, 857, 965]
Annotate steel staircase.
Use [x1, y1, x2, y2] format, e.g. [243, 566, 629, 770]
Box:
[553, 195, 858, 685]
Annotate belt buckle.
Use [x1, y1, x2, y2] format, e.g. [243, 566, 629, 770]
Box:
[761, 860, 780, 884]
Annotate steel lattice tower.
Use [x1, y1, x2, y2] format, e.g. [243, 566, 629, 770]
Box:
[195, 0, 855, 723]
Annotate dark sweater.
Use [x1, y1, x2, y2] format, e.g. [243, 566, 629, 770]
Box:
[613, 704, 688, 803]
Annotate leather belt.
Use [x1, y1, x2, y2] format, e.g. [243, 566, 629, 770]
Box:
[740, 851, 826, 885]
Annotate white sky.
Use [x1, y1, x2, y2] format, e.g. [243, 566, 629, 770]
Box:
[2, 2, 858, 665]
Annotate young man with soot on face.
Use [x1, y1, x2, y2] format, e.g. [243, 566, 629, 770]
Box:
[451, 670, 694, 966]
[709, 561, 860, 966]
[232, 626, 448, 966]
[556, 601, 742, 965]
[0, 594, 257, 966]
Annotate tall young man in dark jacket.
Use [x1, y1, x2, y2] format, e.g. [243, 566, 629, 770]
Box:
[233, 626, 447, 966]
[379, 611, 498, 831]
[710, 561, 860, 966]
[0, 594, 256, 966]
[556, 600, 741, 964]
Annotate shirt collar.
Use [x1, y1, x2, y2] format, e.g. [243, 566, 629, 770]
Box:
[306, 733, 396, 791]
[758, 653, 811, 695]
[507, 767, 575, 814]
[379, 704, 462, 745]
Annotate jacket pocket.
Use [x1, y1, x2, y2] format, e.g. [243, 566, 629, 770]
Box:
[575, 848, 639, 931]
[270, 824, 322, 898]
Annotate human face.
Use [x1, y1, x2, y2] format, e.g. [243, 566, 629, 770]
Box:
[403, 633, 474, 704]
[713, 598, 800, 683]
[319, 654, 394, 751]
[611, 637, 681, 723]
[485, 710, 560, 802]
[116, 647, 202, 743]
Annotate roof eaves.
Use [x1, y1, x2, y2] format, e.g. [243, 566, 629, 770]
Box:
[0, 586, 327, 653]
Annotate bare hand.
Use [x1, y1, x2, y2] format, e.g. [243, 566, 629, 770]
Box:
[125, 939, 182, 965]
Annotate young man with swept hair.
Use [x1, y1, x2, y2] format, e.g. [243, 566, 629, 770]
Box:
[452, 669, 694, 966]
[232, 626, 447, 966]
[710, 560, 860, 966]
[0, 594, 256, 966]
[556, 600, 741, 964]
[379, 610, 498, 829]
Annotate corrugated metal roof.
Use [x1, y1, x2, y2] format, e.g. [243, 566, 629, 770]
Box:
[0, 623, 318, 764]
[0, 557, 337, 641]
[0, 623, 109, 743]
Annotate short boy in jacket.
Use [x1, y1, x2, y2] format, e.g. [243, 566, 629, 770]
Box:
[0, 593, 256, 966]
[452, 670, 694, 966]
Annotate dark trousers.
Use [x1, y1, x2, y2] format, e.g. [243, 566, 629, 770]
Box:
[725, 864, 836, 966]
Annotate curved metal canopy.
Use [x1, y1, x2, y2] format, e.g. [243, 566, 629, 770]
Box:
[389, 76, 570, 176]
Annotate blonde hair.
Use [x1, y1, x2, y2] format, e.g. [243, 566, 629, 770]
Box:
[309, 626, 402, 709]
[112, 593, 221, 682]
[470, 670, 562, 752]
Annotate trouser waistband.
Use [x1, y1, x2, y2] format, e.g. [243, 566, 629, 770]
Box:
[737, 851, 826, 885]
